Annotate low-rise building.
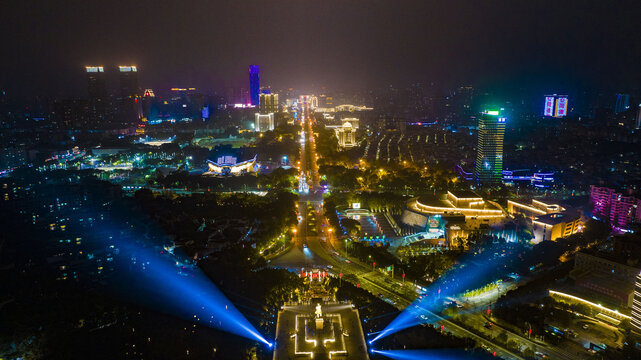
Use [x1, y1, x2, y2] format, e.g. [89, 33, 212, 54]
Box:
[507, 199, 564, 219]
[508, 198, 583, 243]
[255, 113, 275, 132]
[532, 210, 583, 243]
[570, 252, 641, 310]
[401, 191, 505, 246]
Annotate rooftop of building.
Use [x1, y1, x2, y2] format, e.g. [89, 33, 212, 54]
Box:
[576, 271, 635, 293]
[447, 190, 482, 200]
[534, 209, 582, 226]
[576, 250, 641, 272]
[273, 301, 369, 360]
[415, 194, 502, 212]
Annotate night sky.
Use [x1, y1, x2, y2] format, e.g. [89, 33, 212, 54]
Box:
[1, 0, 640, 99]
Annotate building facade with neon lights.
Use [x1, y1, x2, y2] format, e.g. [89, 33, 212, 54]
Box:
[475, 110, 505, 185]
[249, 65, 260, 106]
[590, 185, 641, 229]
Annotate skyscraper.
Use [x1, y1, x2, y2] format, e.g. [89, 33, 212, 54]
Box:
[615, 93, 630, 114]
[475, 110, 506, 185]
[590, 185, 641, 229]
[249, 65, 259, 106]
[85, 66, 106, 100]
[118, 66, 140, 98]
[118, 65, 142, 124]
[85, 66, 109, 123]
[259, 93, 279, 114]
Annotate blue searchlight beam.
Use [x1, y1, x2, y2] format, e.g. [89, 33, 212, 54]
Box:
[118, 240, 272, 346]
[79, 207, 272, 348]
[372, 243, 511, 343]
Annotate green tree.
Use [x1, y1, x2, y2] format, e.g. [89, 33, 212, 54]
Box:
[497, 331, 508, 344]
[340, 218, 361, 237]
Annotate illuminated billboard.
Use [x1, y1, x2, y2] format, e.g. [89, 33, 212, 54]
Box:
[544, 96, 555, 116]
[554, 96, 568, 117]
[86, 66, 104, 73]
[119, 65, 137, 72]
[544, 95, 568, 118]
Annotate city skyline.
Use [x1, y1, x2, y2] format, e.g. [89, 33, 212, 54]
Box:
[2, 1, 641, 99]
[2, 2, 641, 360]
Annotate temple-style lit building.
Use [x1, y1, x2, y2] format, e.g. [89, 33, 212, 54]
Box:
[326, 118, 359, 148]
[335, 122, 357, 148]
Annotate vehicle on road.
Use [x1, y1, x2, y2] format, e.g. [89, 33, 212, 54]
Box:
[484, 322, 493, 329]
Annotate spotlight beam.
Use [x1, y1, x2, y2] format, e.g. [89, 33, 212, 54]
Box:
[82, 216, 272, 347]
[372, 242, 513, 343]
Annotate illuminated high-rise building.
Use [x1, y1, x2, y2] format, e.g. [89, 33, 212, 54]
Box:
[85, 66, 106, 100]
[85, 66, 108, 123]
[590, 185, 641, 229]
[118, 65, 142, 124]
[475, 110, 506, 185]
[119, 65, 140, 98]
[259, 93, 278, 114]
[615, 93, 630, 114]
[249, 65, 259, 106]
[632, 273, 641, 332]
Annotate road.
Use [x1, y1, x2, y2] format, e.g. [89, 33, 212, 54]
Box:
[269, 104, 577, 360]
[270, 102, 326, 268]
